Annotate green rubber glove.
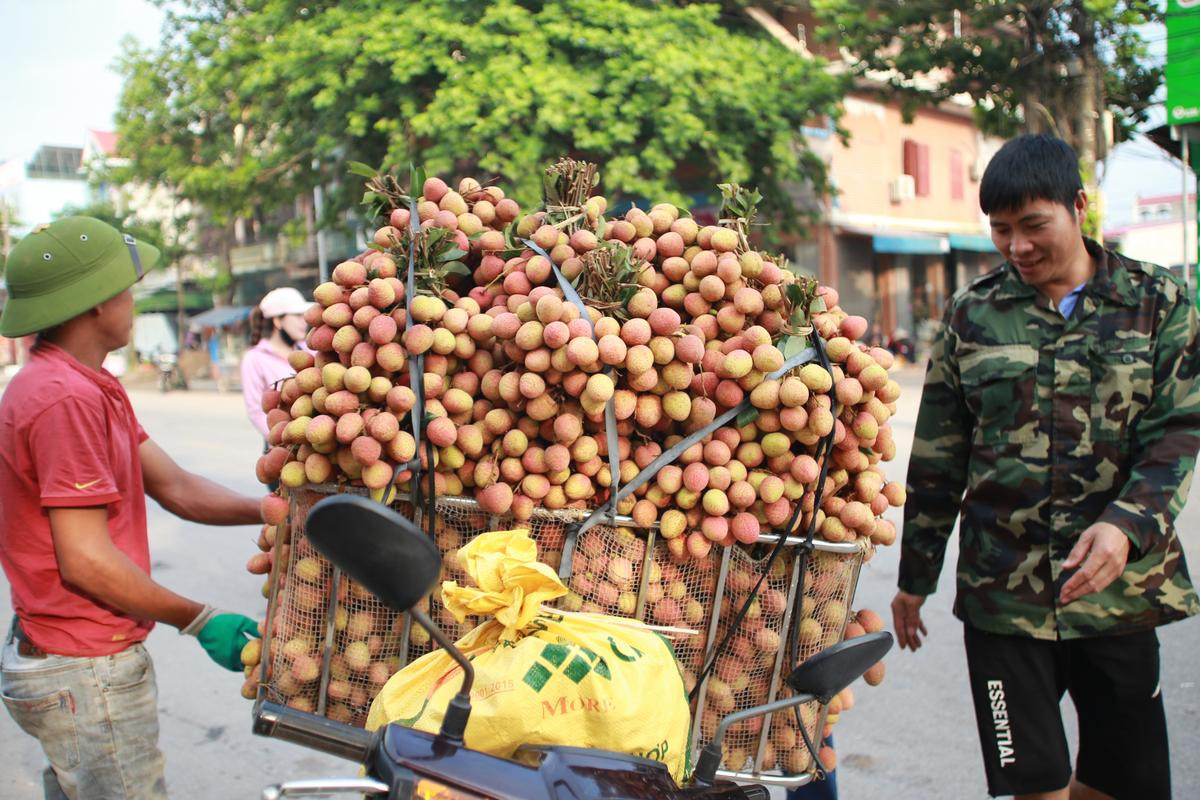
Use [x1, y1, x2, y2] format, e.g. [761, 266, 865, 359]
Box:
[181, 606, 260, 671]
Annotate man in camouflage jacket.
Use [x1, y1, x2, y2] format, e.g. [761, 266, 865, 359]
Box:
[893, 134, 1198, 800]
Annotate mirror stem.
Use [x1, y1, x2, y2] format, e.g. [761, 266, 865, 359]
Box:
[410, 606, 474, 744]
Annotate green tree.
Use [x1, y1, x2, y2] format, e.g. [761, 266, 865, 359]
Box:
[810, 0, 1163, 191]
[114, 0, 846, 250]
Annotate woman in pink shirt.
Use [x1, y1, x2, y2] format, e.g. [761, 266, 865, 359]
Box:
[240, 287, 311, 438]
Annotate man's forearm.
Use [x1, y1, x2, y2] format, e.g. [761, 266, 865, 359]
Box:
[1099, 295, 1200, 554]
[60, 539, 204, 629]
[900, 379, 971, 592]
[898, 491, 961, 595]
[162, 473, 263, 525]
[1097, 435, 1199, 555]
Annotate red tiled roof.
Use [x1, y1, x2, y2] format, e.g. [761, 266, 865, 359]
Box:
[1135, 192, 1195, 206]
[87, 129, 119, 156]
[1104, 218, 1191, 236]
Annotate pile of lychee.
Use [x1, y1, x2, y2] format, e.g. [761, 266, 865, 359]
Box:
[246, 166, 903, 774]
[256, 173, 904, 563]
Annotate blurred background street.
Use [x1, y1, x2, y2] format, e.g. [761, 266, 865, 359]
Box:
[1, 368, 1196, 799]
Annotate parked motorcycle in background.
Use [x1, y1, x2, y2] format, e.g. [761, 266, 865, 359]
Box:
[154, 349, 187, 392]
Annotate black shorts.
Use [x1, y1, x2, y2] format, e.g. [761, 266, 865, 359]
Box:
[963, 624, 1168, 799]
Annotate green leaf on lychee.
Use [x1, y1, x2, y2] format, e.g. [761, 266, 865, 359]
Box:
[737, 407, 760, 428]
[780, 335, 812, 360]
[346, 161, 378, 179]
[785, 283, 804, 306]
[409, 163, 425, 198]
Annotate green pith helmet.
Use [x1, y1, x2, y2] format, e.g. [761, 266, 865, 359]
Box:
[0, 216, 160, 337]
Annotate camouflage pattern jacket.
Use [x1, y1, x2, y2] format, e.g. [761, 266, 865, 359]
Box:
[900, 239, 1200, 639]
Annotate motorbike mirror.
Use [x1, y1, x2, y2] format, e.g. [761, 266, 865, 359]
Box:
[692, 632, 893, 786]
[786, 631, 893, 704]
[304, 494, 440, 613]
[303, 493, 474, 746]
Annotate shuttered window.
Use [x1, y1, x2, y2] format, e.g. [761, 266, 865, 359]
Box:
[903, 139, 931, 198]
[950, 149, 964, 200]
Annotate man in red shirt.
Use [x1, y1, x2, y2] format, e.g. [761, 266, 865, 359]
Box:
[0, 217, 266, 799]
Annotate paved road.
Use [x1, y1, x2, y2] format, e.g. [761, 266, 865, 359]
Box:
[1, 372, 1196, 798]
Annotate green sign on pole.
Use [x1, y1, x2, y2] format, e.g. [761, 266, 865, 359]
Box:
[1168, 1, 1200, 126]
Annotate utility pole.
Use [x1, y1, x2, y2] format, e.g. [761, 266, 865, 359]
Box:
[1183, 130, 1194, 303]
[313, 157, 329, 284]
[172, 198, 188, 357]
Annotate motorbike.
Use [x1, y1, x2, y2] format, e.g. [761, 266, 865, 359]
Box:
[154, 350, 187, 392]
[253, 494, 893, 799]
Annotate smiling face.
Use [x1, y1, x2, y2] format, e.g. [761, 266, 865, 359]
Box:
[988, 191, 1092, 300]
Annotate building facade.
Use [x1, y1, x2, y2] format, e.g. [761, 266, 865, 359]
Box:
[812, 95, 1001, 351]
[759, 7, 1003, 358]
[1104, 192, 1197, 279]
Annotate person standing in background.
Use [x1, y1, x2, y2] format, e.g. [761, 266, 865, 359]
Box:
[207, 327, 221, 389]
[240, 287, 311, 440]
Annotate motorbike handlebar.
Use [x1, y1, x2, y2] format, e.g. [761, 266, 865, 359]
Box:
[253, 700, 375, 763]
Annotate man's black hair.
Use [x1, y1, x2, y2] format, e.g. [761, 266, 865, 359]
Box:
[979, 133, 1083, 215]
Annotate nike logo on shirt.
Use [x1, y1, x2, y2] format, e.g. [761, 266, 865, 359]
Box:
[74, 480, 101, 490]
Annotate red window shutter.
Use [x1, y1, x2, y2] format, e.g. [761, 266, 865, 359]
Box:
[916, 143, 931, 197]
[903, 139, 919, 178]
[950, 149, 964, 200]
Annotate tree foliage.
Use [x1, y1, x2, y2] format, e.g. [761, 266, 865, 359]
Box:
[810, 1, 1163, 162]
[53, 201, 166, 253]
[114, 0, 846, 246]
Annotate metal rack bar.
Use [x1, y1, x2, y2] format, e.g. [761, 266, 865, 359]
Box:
[688, 544, 734, 756]
[754, 547, 805, 773]
[633, 526, 658, 621]
[256, 495, 293, 704]
[315, 567, 342, 716]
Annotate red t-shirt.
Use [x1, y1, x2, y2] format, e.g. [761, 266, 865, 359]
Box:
[0, 342, 153, 656]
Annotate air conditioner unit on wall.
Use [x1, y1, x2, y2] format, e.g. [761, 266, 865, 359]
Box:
[889, 174, 916, 204]
[969, 156, 985, 182]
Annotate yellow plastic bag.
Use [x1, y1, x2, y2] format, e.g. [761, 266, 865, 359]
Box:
[367, 528, 692, 782]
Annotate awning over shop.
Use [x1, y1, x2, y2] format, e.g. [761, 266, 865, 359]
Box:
[188, 305, 252, 331]
[872, 233, 949, 255]
[949, 233, 997, 253]
[135, 287, 214, 314]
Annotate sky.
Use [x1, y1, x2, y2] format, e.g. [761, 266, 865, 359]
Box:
[0, 0, 164, 160]
[0, 0, 1193, 227]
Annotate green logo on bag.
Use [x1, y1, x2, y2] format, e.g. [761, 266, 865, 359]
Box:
[522, 642, 611, 692]
[607, 636, 643, 662]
